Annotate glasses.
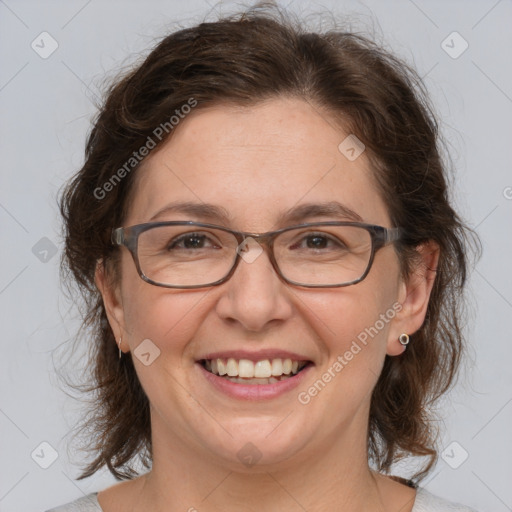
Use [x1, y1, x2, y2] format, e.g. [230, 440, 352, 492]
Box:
[111, 221, 401, 289]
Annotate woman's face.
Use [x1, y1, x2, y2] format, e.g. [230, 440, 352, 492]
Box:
[101, 97, 420, 472]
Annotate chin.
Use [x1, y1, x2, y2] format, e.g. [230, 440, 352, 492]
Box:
[200, 420, 313, 471]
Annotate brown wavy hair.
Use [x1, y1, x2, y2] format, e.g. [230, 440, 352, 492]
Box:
[58, 2, 477, 483]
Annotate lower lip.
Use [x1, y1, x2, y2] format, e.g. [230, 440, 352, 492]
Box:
[196, 362, 314, 401]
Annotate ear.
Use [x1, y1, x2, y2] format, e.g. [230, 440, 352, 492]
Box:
[95, 259, 128, 354]
[387, 241, 440, 356]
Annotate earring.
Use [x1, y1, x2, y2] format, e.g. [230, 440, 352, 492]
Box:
[399, 333, 410, 346]
[117, 337, 123, 359]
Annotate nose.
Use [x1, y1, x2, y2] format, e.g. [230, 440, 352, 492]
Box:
[214, 240, 294, 332]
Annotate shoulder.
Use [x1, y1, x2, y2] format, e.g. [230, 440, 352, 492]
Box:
[412, 487, 479, 512]
[45, 493, 102, 512]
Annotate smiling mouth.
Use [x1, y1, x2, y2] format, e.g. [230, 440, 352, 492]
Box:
[199, 357, 312, 385]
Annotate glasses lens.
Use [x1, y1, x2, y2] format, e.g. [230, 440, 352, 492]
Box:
[137, 225, 238, 286]
[275, 225, 372, 286]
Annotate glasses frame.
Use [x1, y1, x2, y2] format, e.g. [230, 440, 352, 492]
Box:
[111, 221, 401, 289]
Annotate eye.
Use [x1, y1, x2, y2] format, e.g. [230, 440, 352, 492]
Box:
[304, 234, 329, 249]
[168, 232, 220, 250]
[291, 232, 348, 251]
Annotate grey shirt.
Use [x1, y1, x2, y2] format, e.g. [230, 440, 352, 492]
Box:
[45, 487, 478, 511]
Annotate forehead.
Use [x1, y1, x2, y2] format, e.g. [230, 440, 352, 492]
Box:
[125, 97, 390, 229]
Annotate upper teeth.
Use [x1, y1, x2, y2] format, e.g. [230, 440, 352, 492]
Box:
[204, 358, 307, 378]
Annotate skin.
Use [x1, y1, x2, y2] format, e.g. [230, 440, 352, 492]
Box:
[96, 97, 439, 512]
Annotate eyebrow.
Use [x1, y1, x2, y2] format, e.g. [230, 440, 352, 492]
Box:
[149, 202, 232, 223]
[276, 201, 363, 224]
[148, 200, 363, 225]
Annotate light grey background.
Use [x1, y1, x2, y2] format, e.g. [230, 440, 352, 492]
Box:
[1, 1, 511, 511]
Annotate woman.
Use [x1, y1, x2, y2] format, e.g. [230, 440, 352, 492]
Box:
[48, 4, 479, 511]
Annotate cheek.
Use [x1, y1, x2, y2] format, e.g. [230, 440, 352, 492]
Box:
[299, 266, 401, 381]
[306, 287, 396, 349]
[295, 289, 397, 417]
[117, 250, 196, 341]
[119, 267, 210, 358]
